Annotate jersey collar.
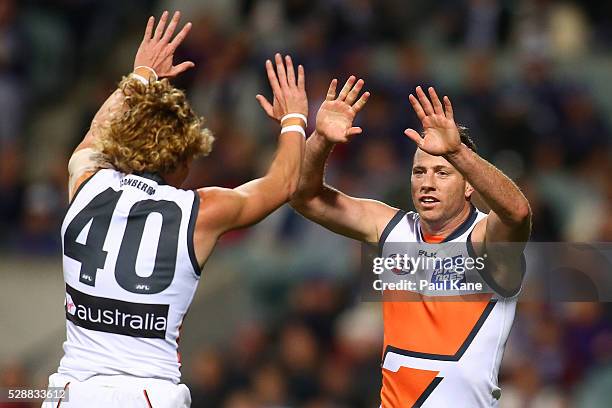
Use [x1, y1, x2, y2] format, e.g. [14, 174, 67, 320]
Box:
[419, 204, 477, 243]
[134, 172, 167, 185]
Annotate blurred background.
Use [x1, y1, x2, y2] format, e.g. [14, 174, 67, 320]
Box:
[1, 0, 612, 407]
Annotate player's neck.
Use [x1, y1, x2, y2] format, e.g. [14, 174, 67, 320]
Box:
[419, 204, 472, 242]
[161, 165, 189, 188]
[161, 172, 180, 188]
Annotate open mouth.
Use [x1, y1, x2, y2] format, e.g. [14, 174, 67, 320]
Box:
[419, 196, 440, 205]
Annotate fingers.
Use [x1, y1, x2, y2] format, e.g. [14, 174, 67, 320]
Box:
[352, 91, 370, 113]
[265, 59, 283, 98]
[404, 129, 423, 147]
[168, 22, 192, 52]
[297, 64, 305, 91]
[326, 79, 338, 101]
[409, 94, 426, 121]
[143, 16, 154, 42]
[285, 55, 296, 87]
[428, 87, 444, 115]
[256, 95, 275, 118]
[169, 61, 195, 77]
[275, 53, 288, 89]
[347, 127, 363, 137]
[261, 54, 304, 119]
[325, 76, 369, 111]
[162, 11, 181, 43]
[153, 10, 169, 41]
[338, 76, 356, 101]
[415, 86, 434, 116]
[443, 95, 454, 121]
[345, 79, 364, 105]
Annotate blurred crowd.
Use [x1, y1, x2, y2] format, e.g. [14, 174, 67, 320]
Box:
[1, 0, 612, 407]
[182, 290, 611, 407]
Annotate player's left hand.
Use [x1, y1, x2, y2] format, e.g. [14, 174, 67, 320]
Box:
[133, 10, 195, 78]
[405, 86, 461, 156]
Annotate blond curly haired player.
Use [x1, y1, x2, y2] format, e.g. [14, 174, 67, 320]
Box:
[44, 11, 307, 408]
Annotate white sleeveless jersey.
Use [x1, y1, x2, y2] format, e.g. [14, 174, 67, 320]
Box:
[378, 206, 519, 407]
[57, 169, 201, 384]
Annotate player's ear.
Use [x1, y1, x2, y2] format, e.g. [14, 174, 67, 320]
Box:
[465, 181, 474, 200]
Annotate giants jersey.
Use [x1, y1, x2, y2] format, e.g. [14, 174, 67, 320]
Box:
[379, 206, 518, 407]
[58, 169, 201, 384]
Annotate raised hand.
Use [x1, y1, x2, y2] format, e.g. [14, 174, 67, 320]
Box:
[316, 76, 370, 144]
[133, 11, 195, 78]
[405, 86, 461, 156]
[256, 53, 307, 121]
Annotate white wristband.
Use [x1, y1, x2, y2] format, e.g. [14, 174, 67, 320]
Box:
[130, 73, 149, 85]
[134, 65, 159, 81]
[281, 113, 307, 126]
[281, 125, 306, 138]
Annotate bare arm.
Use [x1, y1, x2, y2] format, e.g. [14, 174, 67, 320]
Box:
[445, 144, 531, 241]
[73, 89, 125, 154]
[406, 86, 531, 294]
[197, 54, 307, 236]
[69, 11, 195, 199]
[73, 11, 193, 155]
[446, 142, 530, 296]
[406, 86, 531, 243]
[290, 77, 398, 243]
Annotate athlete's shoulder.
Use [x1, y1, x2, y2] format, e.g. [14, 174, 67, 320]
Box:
[68, 168, 116, 203]
[406, 210, 420, 223]
[379, 209, 420, 245]
[474, 207, 488, 221]
[82, 167, 123, 188]
[393, 210, 420, 228]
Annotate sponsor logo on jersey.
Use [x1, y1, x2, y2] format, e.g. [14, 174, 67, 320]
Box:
[387, 253, 414, 275]
[65, 284, 169, 339]
[431, 255, 467, 285]
[66, 293, 76, 315]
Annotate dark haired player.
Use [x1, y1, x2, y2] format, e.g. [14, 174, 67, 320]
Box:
[291, 79, 531, 407]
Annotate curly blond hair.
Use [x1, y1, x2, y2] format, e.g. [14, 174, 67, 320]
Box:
[96, 76, 214, 174]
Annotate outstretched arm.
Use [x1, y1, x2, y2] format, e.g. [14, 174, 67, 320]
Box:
[405, 86, 531, 242]
[406, 86, 531, 293]
[68, 11, 194, 199]
[196, 54, 307, 237]
[290, 77, 398, 243]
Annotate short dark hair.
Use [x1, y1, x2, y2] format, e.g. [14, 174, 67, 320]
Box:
[418, 125, 477, 153]
[457, 125, 477, 152]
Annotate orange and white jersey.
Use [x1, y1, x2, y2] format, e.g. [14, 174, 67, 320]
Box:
[378, 206, 518, 407]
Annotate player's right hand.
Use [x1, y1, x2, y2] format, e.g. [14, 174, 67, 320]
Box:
[405, 86, 461, 157]
[133, 10, 195, 78]
[256, 53, 308, 123]
[315, 76, 370, 144]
